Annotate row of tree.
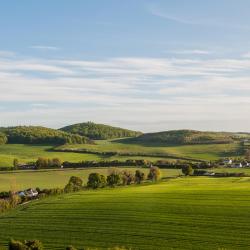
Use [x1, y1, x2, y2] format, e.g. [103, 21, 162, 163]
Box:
[64, 167, 162, 192]
[0, 126, 91, 145]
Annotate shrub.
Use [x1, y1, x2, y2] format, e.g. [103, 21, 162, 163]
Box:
[87, 173, 106, 189]
[64, 176, 83, 192]
[182, 165, 193, 176]
[9, 239, 43, 250]
[121, 171, 134, 185]
[135, 170, 145, 184]
[148, 166, 161, 181]
[66, 246, 78, 250]
[107, 173, 122, 187]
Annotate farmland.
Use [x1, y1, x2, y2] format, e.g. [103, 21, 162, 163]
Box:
[0, 177, 249, 249]
[57, 139, 243, 161]
[0, 168, 182, 191]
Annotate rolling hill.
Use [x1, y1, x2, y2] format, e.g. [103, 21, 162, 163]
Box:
[60, 121, 142, 140]
[0, 126, 92, 145]
[126, 129, 236, 145]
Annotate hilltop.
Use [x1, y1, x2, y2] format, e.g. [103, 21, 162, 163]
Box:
[0, 126, 91, 145]
[125, 129, 237, 145]
[60, 121, 142, 140]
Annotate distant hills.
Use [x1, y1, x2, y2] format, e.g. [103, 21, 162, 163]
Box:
[60, 122, 142, 140]
[0, 122, 249, 146]
[0, 126, 91, 145]
[125, 130, 238, 145]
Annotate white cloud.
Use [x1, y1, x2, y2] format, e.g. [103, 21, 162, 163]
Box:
[0, 50, 15, 58]
[30, 45, 60, 51]
[1, 54, 250, 131]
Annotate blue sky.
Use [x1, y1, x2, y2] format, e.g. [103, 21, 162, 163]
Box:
[0, 0, 250, 132]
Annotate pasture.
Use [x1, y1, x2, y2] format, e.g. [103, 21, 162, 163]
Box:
[0, 168, 182, 192]
[58, 139, 243, 161]
[0, 144, 178, 168]
[0, 177, 249, 249]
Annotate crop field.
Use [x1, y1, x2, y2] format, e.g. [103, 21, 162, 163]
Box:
[0, 177, 249, 249]
[0, 144, 178, 168]
[0, 168, 181, 192]
[58, 139, 243, 161]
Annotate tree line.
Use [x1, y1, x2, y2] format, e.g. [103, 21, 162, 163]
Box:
[0, 126, 91, 145]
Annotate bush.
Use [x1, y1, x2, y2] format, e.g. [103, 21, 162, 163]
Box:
[107, 173, 122, 187]
[148, 166, 161, 181]
[66, 246, 78, 250]
[9, 239, 43, 250]
[182, 165, 193, 176]
[64, 176, 83, 192]
[121, 171, 134, 185]
[135, 170, 145, 184]
[87, 173, 106, 189]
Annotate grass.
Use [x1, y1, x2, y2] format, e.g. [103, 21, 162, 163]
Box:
[58, 139, 243, 161]
[0, 168, 182, 192]
[0, 144, 179, 168]
[0, 177, 249, 249]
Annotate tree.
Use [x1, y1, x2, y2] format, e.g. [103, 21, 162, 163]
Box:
[87, 173, 106, 189]
[13, 158, 19, 169]
[9, 239, 43, 250]
[66, 246, 77, 250]
[64, 176, 83, 192]
[52, 158, 62, 168]
[107, 173, 122, 187]
[121, 170, 134, 185]
[245, 149, 250, 161]
[35, 157, 48, 169]
[135, 170, 145, 184]
[182, 165, 193, 176]
[148, 166, 161, 181]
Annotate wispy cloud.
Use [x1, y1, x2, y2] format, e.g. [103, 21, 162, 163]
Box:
[0, 50, 15, 58]
[148, 5, 250, 31]
[30, 45, 60, 51]
[1, 53, 250, 131]
[169, 50, 211, 55]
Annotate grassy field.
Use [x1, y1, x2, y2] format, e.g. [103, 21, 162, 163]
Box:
[58, 139, 243, 161]
[0, 140, 244, 168]
[0, 177, 249, 249]
[0, 168, 182, 192]
[0, 144, 179, 168]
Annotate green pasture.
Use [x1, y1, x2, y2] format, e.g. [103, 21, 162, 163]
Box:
[58, 139, 243, 161]
[0, 168, 182, 192]
[0, 177, 249, 249]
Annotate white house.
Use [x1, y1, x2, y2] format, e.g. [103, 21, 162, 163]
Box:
[223, 159, 233, 165]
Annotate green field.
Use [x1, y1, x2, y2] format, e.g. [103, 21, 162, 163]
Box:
[0, 140, 244, 168]
[58, 139, 243, 161]
[0, 144, 179, 168]
[0, 168, 182, 192]
[0, 177, 249, 249]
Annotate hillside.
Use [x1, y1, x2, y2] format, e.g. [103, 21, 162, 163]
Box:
[127, 129, 235, 145]
[0, 126, 91, 145]
[0, 178, 249, 249]
[60, 121, 142, 140]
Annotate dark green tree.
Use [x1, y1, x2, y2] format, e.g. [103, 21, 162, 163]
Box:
[135, 170, 145, 184]
[148, 166, 161, 181]
[87, 173, 106, 189]
[182, 165, 193, 176]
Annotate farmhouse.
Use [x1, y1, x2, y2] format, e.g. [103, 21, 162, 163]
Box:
[232, 163, 243, 168]
[223, 159, 233, 165]
[17, 188, 38, 198]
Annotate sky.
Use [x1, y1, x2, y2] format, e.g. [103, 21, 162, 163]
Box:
[0, 0, 250, 132]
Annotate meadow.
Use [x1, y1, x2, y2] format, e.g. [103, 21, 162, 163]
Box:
[0, 177, 249, 249]
[58, 139, 243, 161]
[0, 144, 179, 168]
[0, 168, 182, 191]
